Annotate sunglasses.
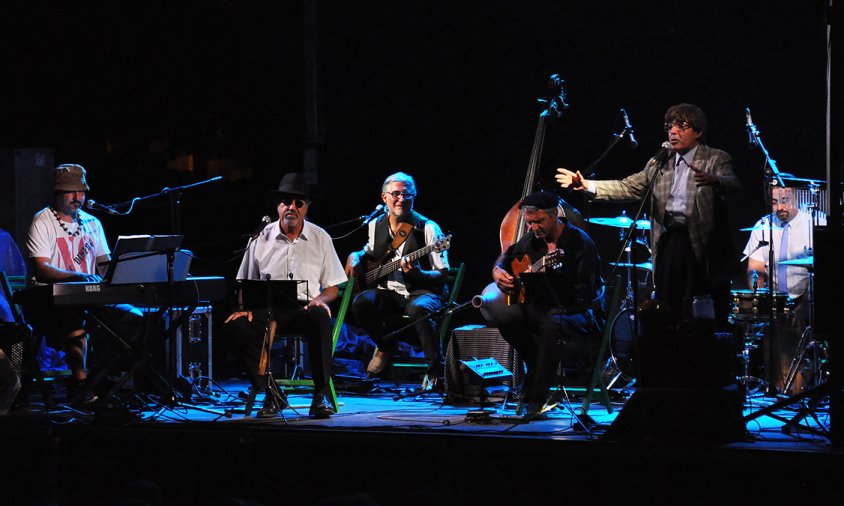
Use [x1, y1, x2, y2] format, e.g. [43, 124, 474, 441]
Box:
[279, 198, 308, 208]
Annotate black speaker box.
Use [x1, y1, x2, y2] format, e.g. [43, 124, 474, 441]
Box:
[0, 149, 54, 248]
[604, 322, 746, 443]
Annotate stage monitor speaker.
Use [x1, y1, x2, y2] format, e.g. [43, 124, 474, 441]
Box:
[603, 321, 745, 443]
[444, 325, 521, 404]
[0, 149, 54, 248]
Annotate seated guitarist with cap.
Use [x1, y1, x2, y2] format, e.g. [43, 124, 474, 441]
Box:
[345, 172, 450, 388]
[491, 190, 604, 419]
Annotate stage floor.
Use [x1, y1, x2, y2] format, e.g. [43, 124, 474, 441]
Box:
[2, 377, 842, 506]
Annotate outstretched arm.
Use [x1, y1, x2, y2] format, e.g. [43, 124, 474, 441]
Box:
[555, 168, 591, 191]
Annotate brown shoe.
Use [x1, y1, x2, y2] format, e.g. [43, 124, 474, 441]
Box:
[366, 350, 391, 376]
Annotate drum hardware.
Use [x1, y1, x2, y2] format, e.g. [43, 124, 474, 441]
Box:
[782, 326, 827, 395]
[730, 289, 794, 322]
[740, 224, 783, 232]
[779, 256, 826, 395]
[601, 220, 654, 390]
[735, 321, 769, 396]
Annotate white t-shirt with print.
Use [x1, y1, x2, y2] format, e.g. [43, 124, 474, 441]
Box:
[26, 207, 110, 284]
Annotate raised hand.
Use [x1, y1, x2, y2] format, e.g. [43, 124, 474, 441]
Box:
[555, 168, 588, 190]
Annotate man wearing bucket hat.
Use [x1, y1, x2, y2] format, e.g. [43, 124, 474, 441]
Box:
[25, 163, 143, 405]
[225, 172, 346, 418]
[491, 190, 604, 419]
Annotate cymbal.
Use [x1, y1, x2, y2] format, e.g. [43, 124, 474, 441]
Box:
[779, 256, 813, 267]
[740, 224, 783, 232]
[609, 261, 653, 270]
[590, 215, 651, 230]
[781, 175, 826, 185]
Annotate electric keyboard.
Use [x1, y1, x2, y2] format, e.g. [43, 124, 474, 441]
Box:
[17, 276, 226, 307]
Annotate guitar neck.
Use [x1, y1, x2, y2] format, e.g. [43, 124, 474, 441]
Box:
[365, 243, 437, 284]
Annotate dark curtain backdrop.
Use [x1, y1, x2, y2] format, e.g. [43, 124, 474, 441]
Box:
[0, 1, 829, 326]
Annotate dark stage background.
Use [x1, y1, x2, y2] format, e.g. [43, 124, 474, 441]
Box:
[1, 1, 830, 334]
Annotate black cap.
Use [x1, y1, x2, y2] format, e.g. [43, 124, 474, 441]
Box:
[519, 190, 561, 210]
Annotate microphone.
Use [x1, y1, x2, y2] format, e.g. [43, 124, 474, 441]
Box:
[361, 204, 386, 225]
[84, 199, 118, 215]
[651, 141, 673, 166]
[621, 109, 638, 149]
[745, 107, 758, 149]
[248, 215, 272, 240]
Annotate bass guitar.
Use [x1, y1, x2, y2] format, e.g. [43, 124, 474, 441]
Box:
[356, 235, 452, 290]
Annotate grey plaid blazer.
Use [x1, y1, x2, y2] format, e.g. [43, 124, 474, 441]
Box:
[591, 144, 741, 285]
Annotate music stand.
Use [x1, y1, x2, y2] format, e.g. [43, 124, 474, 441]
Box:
[102, 235, 185, 284]
[236, 279, 305, 420]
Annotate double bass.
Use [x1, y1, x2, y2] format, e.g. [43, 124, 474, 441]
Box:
[474, 75, 580, 324]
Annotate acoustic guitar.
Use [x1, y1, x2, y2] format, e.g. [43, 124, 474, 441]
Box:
[505, 249, 565, 305]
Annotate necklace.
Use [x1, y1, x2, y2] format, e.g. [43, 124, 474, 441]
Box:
[50, 206, 82, 237]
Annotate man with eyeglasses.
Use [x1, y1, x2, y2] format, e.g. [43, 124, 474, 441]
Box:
[345, 172, 449, 388]
[556, 103, 741, 328]
[743, 186, 826, 393]
[225, 172, 346, 418]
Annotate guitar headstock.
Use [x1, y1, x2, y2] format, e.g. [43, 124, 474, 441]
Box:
[538, 74, 569, 120]
[544, 249, 565, 270]
[434, 234, 452, 253]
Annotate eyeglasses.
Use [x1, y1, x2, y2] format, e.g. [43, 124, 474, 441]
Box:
[279, 198, 308, 208]
[664, 121, 692, 132]
[383, 191, 415, 200]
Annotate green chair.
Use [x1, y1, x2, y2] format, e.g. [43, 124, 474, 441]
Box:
[388, 263, 466, 381]
[273, 276, 355, 413]
[577, 274, 624, 414]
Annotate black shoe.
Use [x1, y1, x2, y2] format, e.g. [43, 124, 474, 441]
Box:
[67, 379, 98, 407]
[309, 392, 335, 419]
[524, 401, 548, 421]
[257, 393, 281, 418]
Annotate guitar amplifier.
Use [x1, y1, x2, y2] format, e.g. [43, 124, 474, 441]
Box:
[445, 325, 521, 403]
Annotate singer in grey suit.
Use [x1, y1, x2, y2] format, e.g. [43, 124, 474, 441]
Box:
[556, 104, 741, 327]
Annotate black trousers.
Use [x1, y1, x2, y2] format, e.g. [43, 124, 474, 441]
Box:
[655, 225, 731, 330]
[224, 306, 333, 391]
[351, 288, 444, 376]
[497, 305, 598, 406]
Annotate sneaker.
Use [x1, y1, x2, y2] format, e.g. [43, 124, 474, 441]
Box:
[366, 350, 391, 376]
[421, 375, 439, 391]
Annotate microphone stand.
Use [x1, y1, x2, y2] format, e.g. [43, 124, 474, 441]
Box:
[325, 210, 384, 240]
[111, 176, 223, 235]
[749, 116, 787, 395]
[580, 124, 633, 227]
[608, 154, 666, 363]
